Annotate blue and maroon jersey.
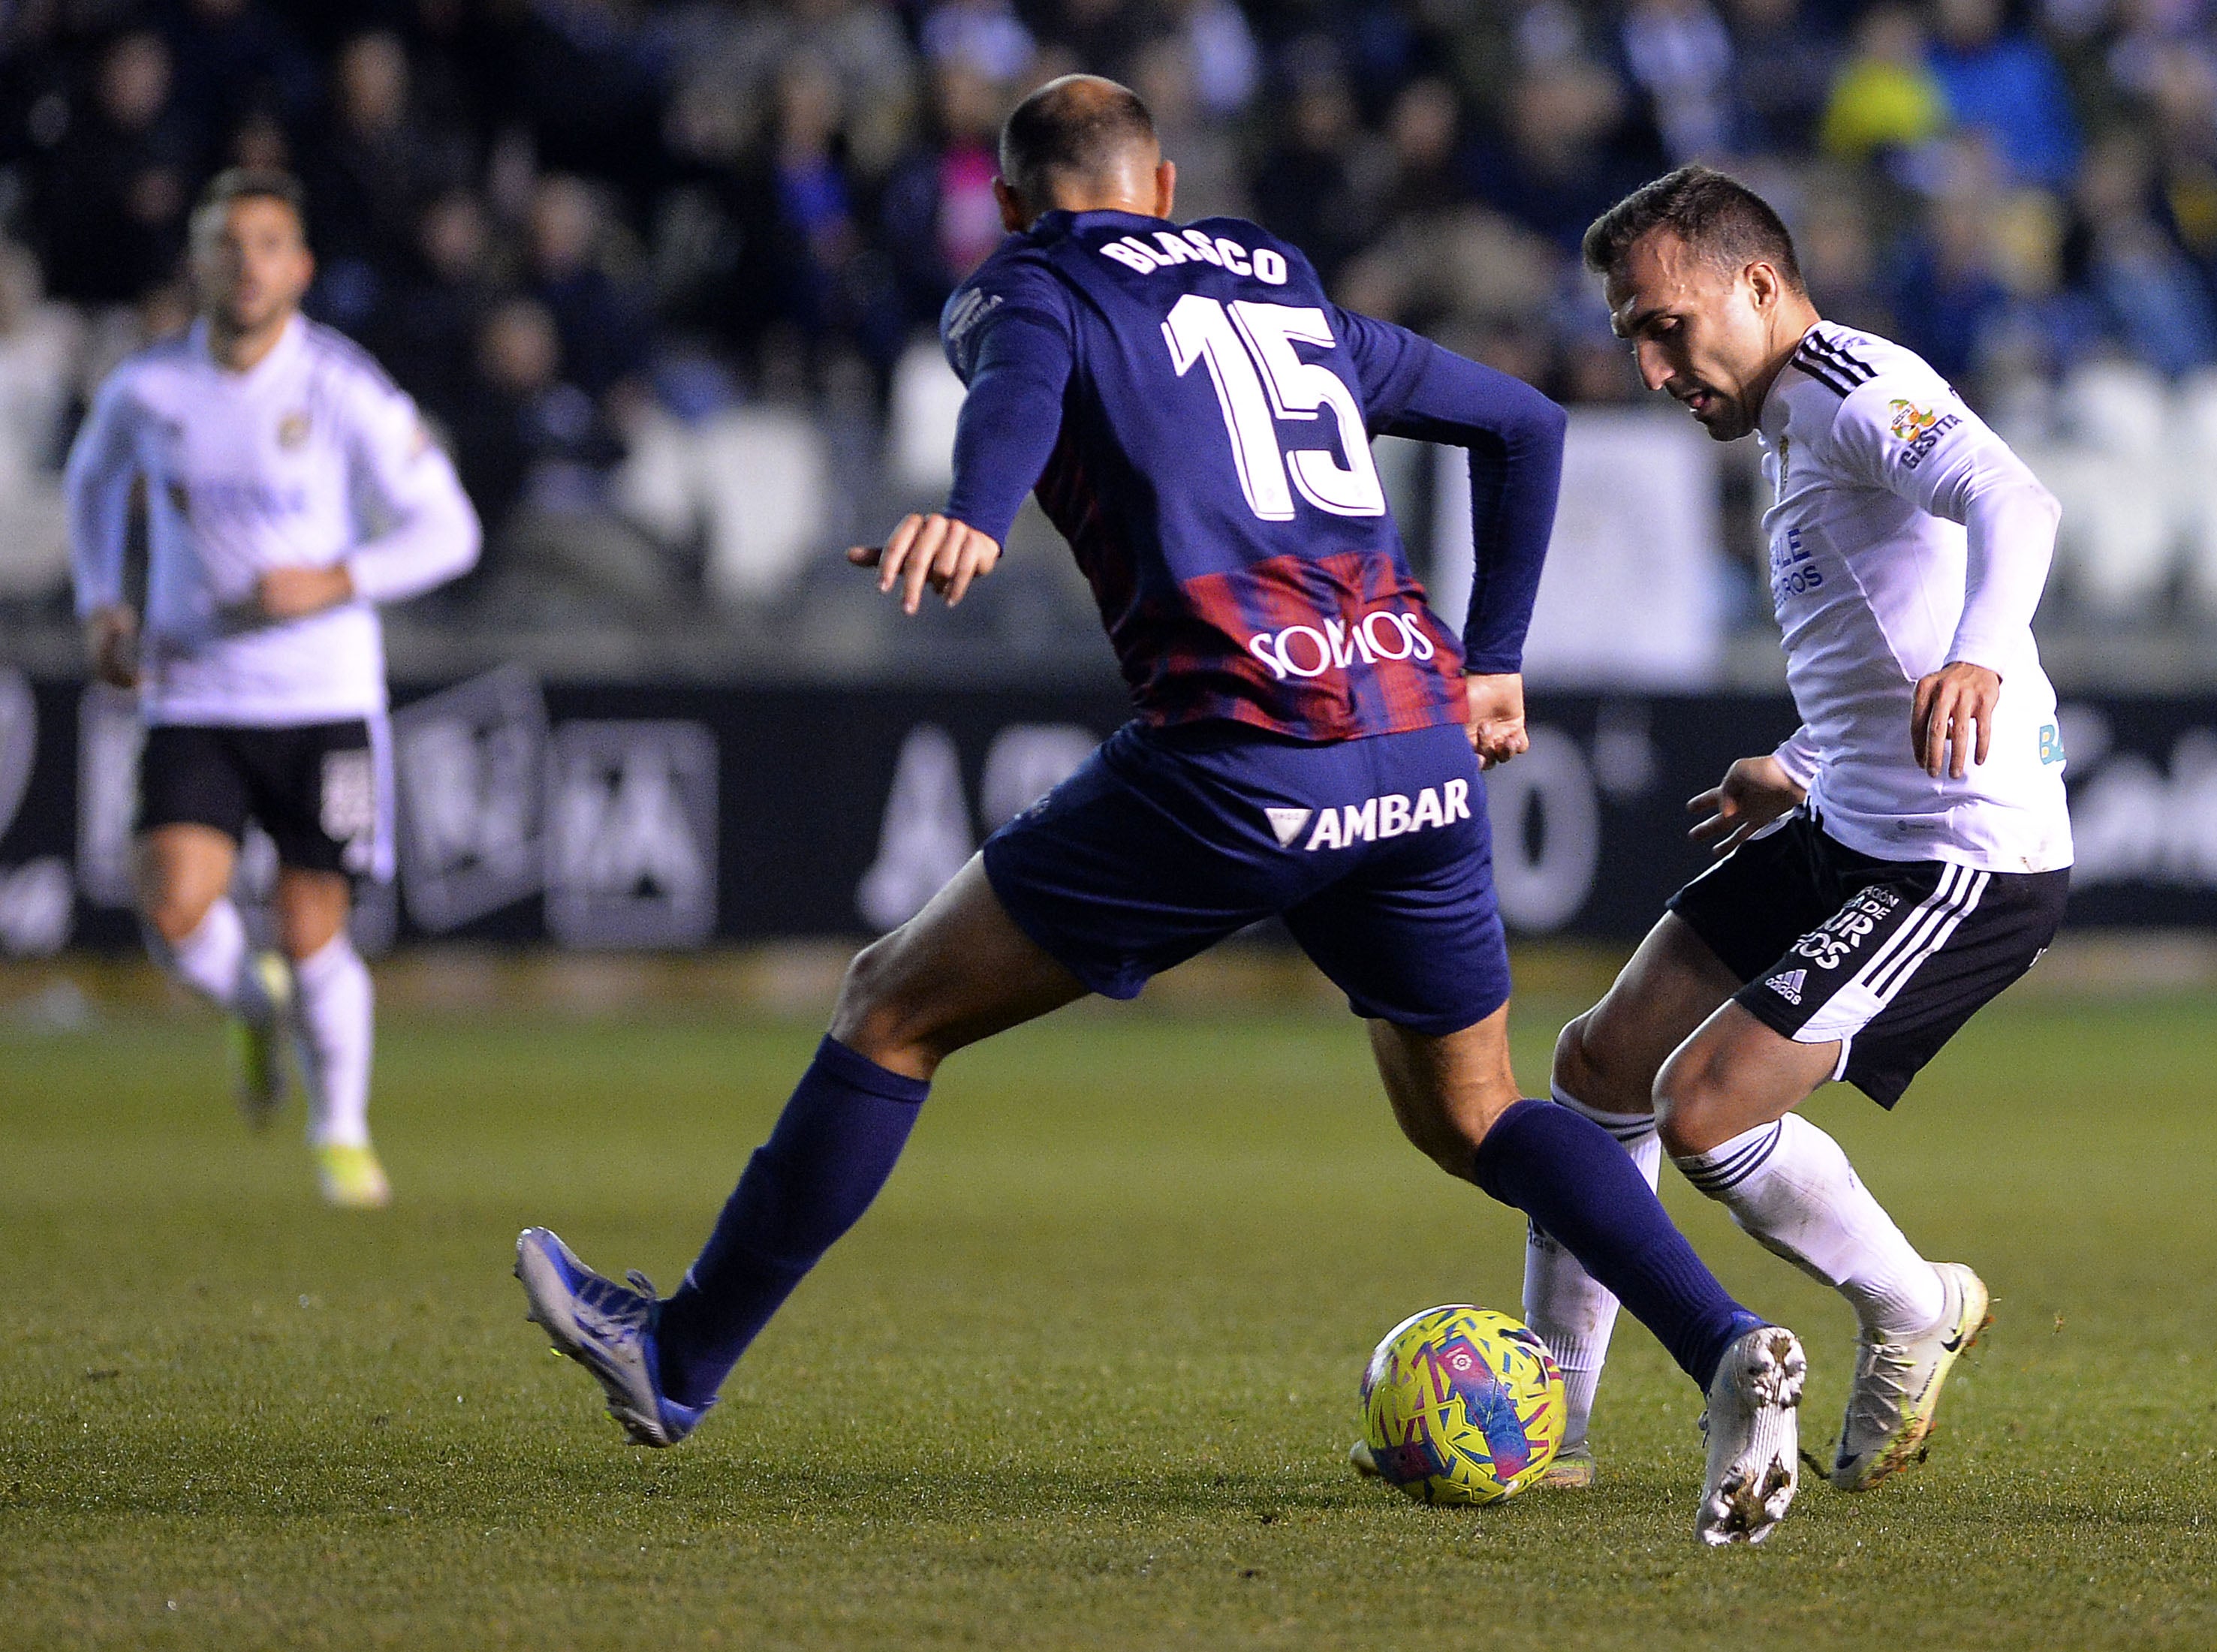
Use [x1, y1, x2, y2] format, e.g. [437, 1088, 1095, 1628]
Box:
[941, 209, 1562, 745]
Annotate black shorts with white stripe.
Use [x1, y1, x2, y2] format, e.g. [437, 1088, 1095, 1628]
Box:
[1666, 808, 2069, 1108]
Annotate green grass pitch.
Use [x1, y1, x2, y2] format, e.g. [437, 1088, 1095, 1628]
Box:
[4, 983, 2215, 1649]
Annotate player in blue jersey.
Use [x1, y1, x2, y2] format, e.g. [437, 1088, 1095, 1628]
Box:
[514, 77, 1808, 1545]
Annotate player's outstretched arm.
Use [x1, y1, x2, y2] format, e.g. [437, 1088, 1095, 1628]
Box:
[1688, 755, 1806, 856]
[848, 515, 1004, 615]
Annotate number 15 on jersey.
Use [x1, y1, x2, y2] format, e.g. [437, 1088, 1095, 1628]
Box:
[1161, 296, 1387, 524]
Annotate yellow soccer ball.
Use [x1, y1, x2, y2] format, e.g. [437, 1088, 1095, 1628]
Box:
[1360, 1304, 1566, 1505]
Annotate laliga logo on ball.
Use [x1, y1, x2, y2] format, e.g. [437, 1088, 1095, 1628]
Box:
[1359, 1304, 1566, 1506]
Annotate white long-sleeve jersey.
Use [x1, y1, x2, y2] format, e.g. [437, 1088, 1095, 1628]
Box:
[67, 316, 480, 727]
[1755, 322, 2072, 874]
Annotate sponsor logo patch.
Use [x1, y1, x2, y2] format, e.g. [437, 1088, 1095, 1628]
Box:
[1246, 606, 1438, 682]
[1764, 967, 1806, 1005]
[1790, 883, 1902, 970]
[1264, 806, 1312, 847]
[1298, 781, 1470, 850]
[1888, 398, 1962, 470]
[277, 409, 312, 448]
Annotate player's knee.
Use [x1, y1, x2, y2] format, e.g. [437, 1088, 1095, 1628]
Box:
[1551, 1009, 1649, 1118]
[139, 883, 215, 947]
[1651, 1043, 1728, 1160]
[828, 935, 941, 1073]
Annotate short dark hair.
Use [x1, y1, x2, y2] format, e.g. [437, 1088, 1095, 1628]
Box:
[999, 74, 1156, 208]
[192, 167, 308, 236]
[1582, 165, 1803, 291]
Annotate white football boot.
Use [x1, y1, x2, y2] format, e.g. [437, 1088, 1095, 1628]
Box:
[1832, 1262, 1991, 1491]
[1696, 1325, 1806, 1546]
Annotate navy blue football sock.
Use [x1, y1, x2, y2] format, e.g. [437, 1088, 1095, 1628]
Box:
[1471, 1098, 1761, 1391]
[655, 1035, 929, 1407]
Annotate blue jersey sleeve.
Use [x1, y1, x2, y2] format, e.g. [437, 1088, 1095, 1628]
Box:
[1333, 307, 1566, 675]
[943, 309, 1073, 545]
[941, 251, 1076, 545]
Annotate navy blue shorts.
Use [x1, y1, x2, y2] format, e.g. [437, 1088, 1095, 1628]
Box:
[980, 719, 1510, 1037]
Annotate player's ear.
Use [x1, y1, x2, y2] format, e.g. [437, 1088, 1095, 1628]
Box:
[1155, 158, 1176, 221]
[993, 177, 1029, 233]
[1746, 260, 1779, 312]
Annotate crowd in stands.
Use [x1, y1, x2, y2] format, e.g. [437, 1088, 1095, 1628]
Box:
[2, 0, 2215, 636]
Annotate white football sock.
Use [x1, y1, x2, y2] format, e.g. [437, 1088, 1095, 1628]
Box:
[1523, 1084, 1659, 1449]
[150, 898, 276, 1025]
[292, 931, 374, 1148]
[1673, 1112, 1944, 1340]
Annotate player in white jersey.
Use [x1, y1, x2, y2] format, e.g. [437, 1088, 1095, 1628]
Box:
[1528, 168, 2072, 1492]
[67, 169, 480, 1207]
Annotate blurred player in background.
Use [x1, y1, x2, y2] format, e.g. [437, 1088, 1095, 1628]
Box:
[1525, 167, 2071, 1492]
[67, 169, 481, 1208]
[517, 79, 1808, 1546]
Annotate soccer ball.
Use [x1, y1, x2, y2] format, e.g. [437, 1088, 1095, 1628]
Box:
[1360, 1304, 1566, 1505]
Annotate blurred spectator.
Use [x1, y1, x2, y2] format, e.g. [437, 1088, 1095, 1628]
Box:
[161, 0, 320, 146]
[511, 0, 672, 192]
[762, 55, 907, 374]
[1794, 179, 1899, 335]
[371, 189, 502, 434]
[1620, 0, 1737, 163]
[312, 32, 474, 284]
[1927, 0, 2081, 188]
[883, 62, 1011, 324]
[0, 242, 80, 598]
[670, 0, 920, 180]
[921, 0, 1040, 86]
[1161, 0, 1260, 119]
[452, 299, 624, 552]
[528, 173, 653, 401]
[1890, 178, 2009, 382]
[2075, 131, 2217, 375]
[38, 32, 197, 305]
[1132, 35, 1249, 221]
[1044, 0, 1159, 85]
[1723, 0, 1836, 156]
[1820, 4, 1947, 166]
[1251, 49, 1389, 283]
[1471, 59, 1652, 253]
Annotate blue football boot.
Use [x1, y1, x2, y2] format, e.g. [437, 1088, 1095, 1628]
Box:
[514, 1227, 713, 1447]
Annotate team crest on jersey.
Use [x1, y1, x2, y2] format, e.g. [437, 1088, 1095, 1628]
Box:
[277, 409, 312, 448]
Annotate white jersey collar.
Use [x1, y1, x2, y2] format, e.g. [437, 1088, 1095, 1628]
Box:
[189, 312, 304, 383]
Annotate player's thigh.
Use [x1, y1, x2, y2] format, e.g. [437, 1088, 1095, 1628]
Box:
[1553, 913, 1740, 1118]
[136, 823, 239, 943]
[245, 721, 386, 883]
[831, 856, 1089, 1079]
[273, 867, 351, 960]
[1367, 1003, 1525, 1178]
[1654, 1001, 1841, 1157]
[135, 724, 252, 940]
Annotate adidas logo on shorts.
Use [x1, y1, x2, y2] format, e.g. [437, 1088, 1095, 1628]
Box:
[1764, 968, 1807, 1005]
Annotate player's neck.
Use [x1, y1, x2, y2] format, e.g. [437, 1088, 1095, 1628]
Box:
[1749, 302, 1824, 422]
[204, 310, 295, 374]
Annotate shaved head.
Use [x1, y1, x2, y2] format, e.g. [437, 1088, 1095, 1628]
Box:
[999, 74, 1158, 213]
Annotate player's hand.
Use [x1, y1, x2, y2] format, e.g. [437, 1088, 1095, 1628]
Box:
[83, 603, 140, 689]
[848, 513, 1002, 614]
[1464, 673, 1528, 771]
[256, 564, 354, 620]
[1688, 754, 1805, 856]
[1911, 660, 2001, 779]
